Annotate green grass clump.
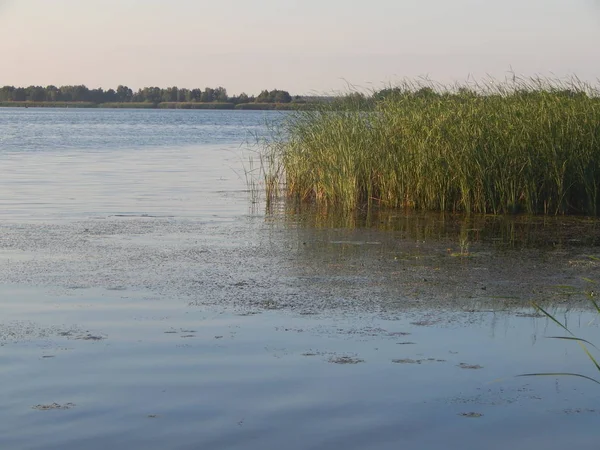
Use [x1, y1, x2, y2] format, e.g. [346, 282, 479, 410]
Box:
[269, 77, 600, 215]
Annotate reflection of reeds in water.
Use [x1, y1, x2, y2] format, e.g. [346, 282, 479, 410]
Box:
[267, 202, 600, 248]
[262, 76, 600, 216]
[520, 275, 600, 384]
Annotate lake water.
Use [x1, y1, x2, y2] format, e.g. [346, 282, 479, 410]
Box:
[1, 108, 600, 450]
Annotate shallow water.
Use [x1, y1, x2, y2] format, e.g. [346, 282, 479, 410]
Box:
[1, 108, 600, 450]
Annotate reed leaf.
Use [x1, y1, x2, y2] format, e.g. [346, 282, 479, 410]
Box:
[547, 336, 599, 351]
[517, 373, 600, 384]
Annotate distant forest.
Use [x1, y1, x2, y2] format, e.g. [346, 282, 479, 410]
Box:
[0, 84, 486, 108]
[0, 84, 300, 105]
[2, 84, 593, 108]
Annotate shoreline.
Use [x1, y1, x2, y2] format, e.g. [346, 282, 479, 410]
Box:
[0, 101, 313, 110]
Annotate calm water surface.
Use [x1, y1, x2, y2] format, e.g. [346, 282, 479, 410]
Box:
[1, 108, 599, 450]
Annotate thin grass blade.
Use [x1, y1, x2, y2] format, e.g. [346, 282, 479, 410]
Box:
[578, 344, 600, 373]
[547, 336, 599, 350]
[533, 303, 574, 336]
[588, 297, 600, 315]
[517, 373, 600, 384]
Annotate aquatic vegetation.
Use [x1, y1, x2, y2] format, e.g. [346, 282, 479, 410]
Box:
[264, 77, 600, 215]
[519, 276, 600, 384]
[32, 403, 76, 411]
[329, 356, 365, 364]
[243, 121, 286, 209]
[392, 358, 446, 364]
[458, 363, 484, 370]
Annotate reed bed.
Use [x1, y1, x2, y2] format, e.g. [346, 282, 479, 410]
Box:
[267, 77, 600, 215]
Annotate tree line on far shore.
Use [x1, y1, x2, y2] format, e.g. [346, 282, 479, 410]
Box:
[0, 85, 298, 105]
[3, 81, 591, 109]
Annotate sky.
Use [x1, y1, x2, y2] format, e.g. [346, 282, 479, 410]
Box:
[1, 0, 600, 95]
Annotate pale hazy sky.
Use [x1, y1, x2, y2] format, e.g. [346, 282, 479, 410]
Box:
[1, 0, 599, 95]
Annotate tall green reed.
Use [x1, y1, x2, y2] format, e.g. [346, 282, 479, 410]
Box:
[265, 77, 600, 215]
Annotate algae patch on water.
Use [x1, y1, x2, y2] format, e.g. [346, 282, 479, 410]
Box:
[32, 403, 76, 411]
[458, 363, 484, 370]
[328, 356, 365, 364]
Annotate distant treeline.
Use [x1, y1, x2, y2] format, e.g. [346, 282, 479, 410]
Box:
[2, 83, 595, 111]
[0, 100, 320, 110]
[0, 84, 302, 106]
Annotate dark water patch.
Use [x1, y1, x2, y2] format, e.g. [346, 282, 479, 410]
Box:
[328, 356, 365, 365]
[257, 299, 283, 310]
[562, 408, 599, 415]
[410, 319, 439, 327]
[236, 311, 262, 316]
[0, 321, 84, 346]
[75, 333, 106, 341]
[516, 312, 546, 318]
[446, 385, 544, 407]
[458, 363, 484, 370]
[106, 286, 127, 291]
[392, 358, 446, 365]
[111, 214, 172, 218]
[32, 403, 76, 411]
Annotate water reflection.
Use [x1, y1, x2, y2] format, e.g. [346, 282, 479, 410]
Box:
[256, 201, 600, 318]
[1, 284, 599, 450]
[270, 202, 600, 248]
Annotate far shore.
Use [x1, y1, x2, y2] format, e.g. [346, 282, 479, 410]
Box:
[0, 101, 314, 110]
